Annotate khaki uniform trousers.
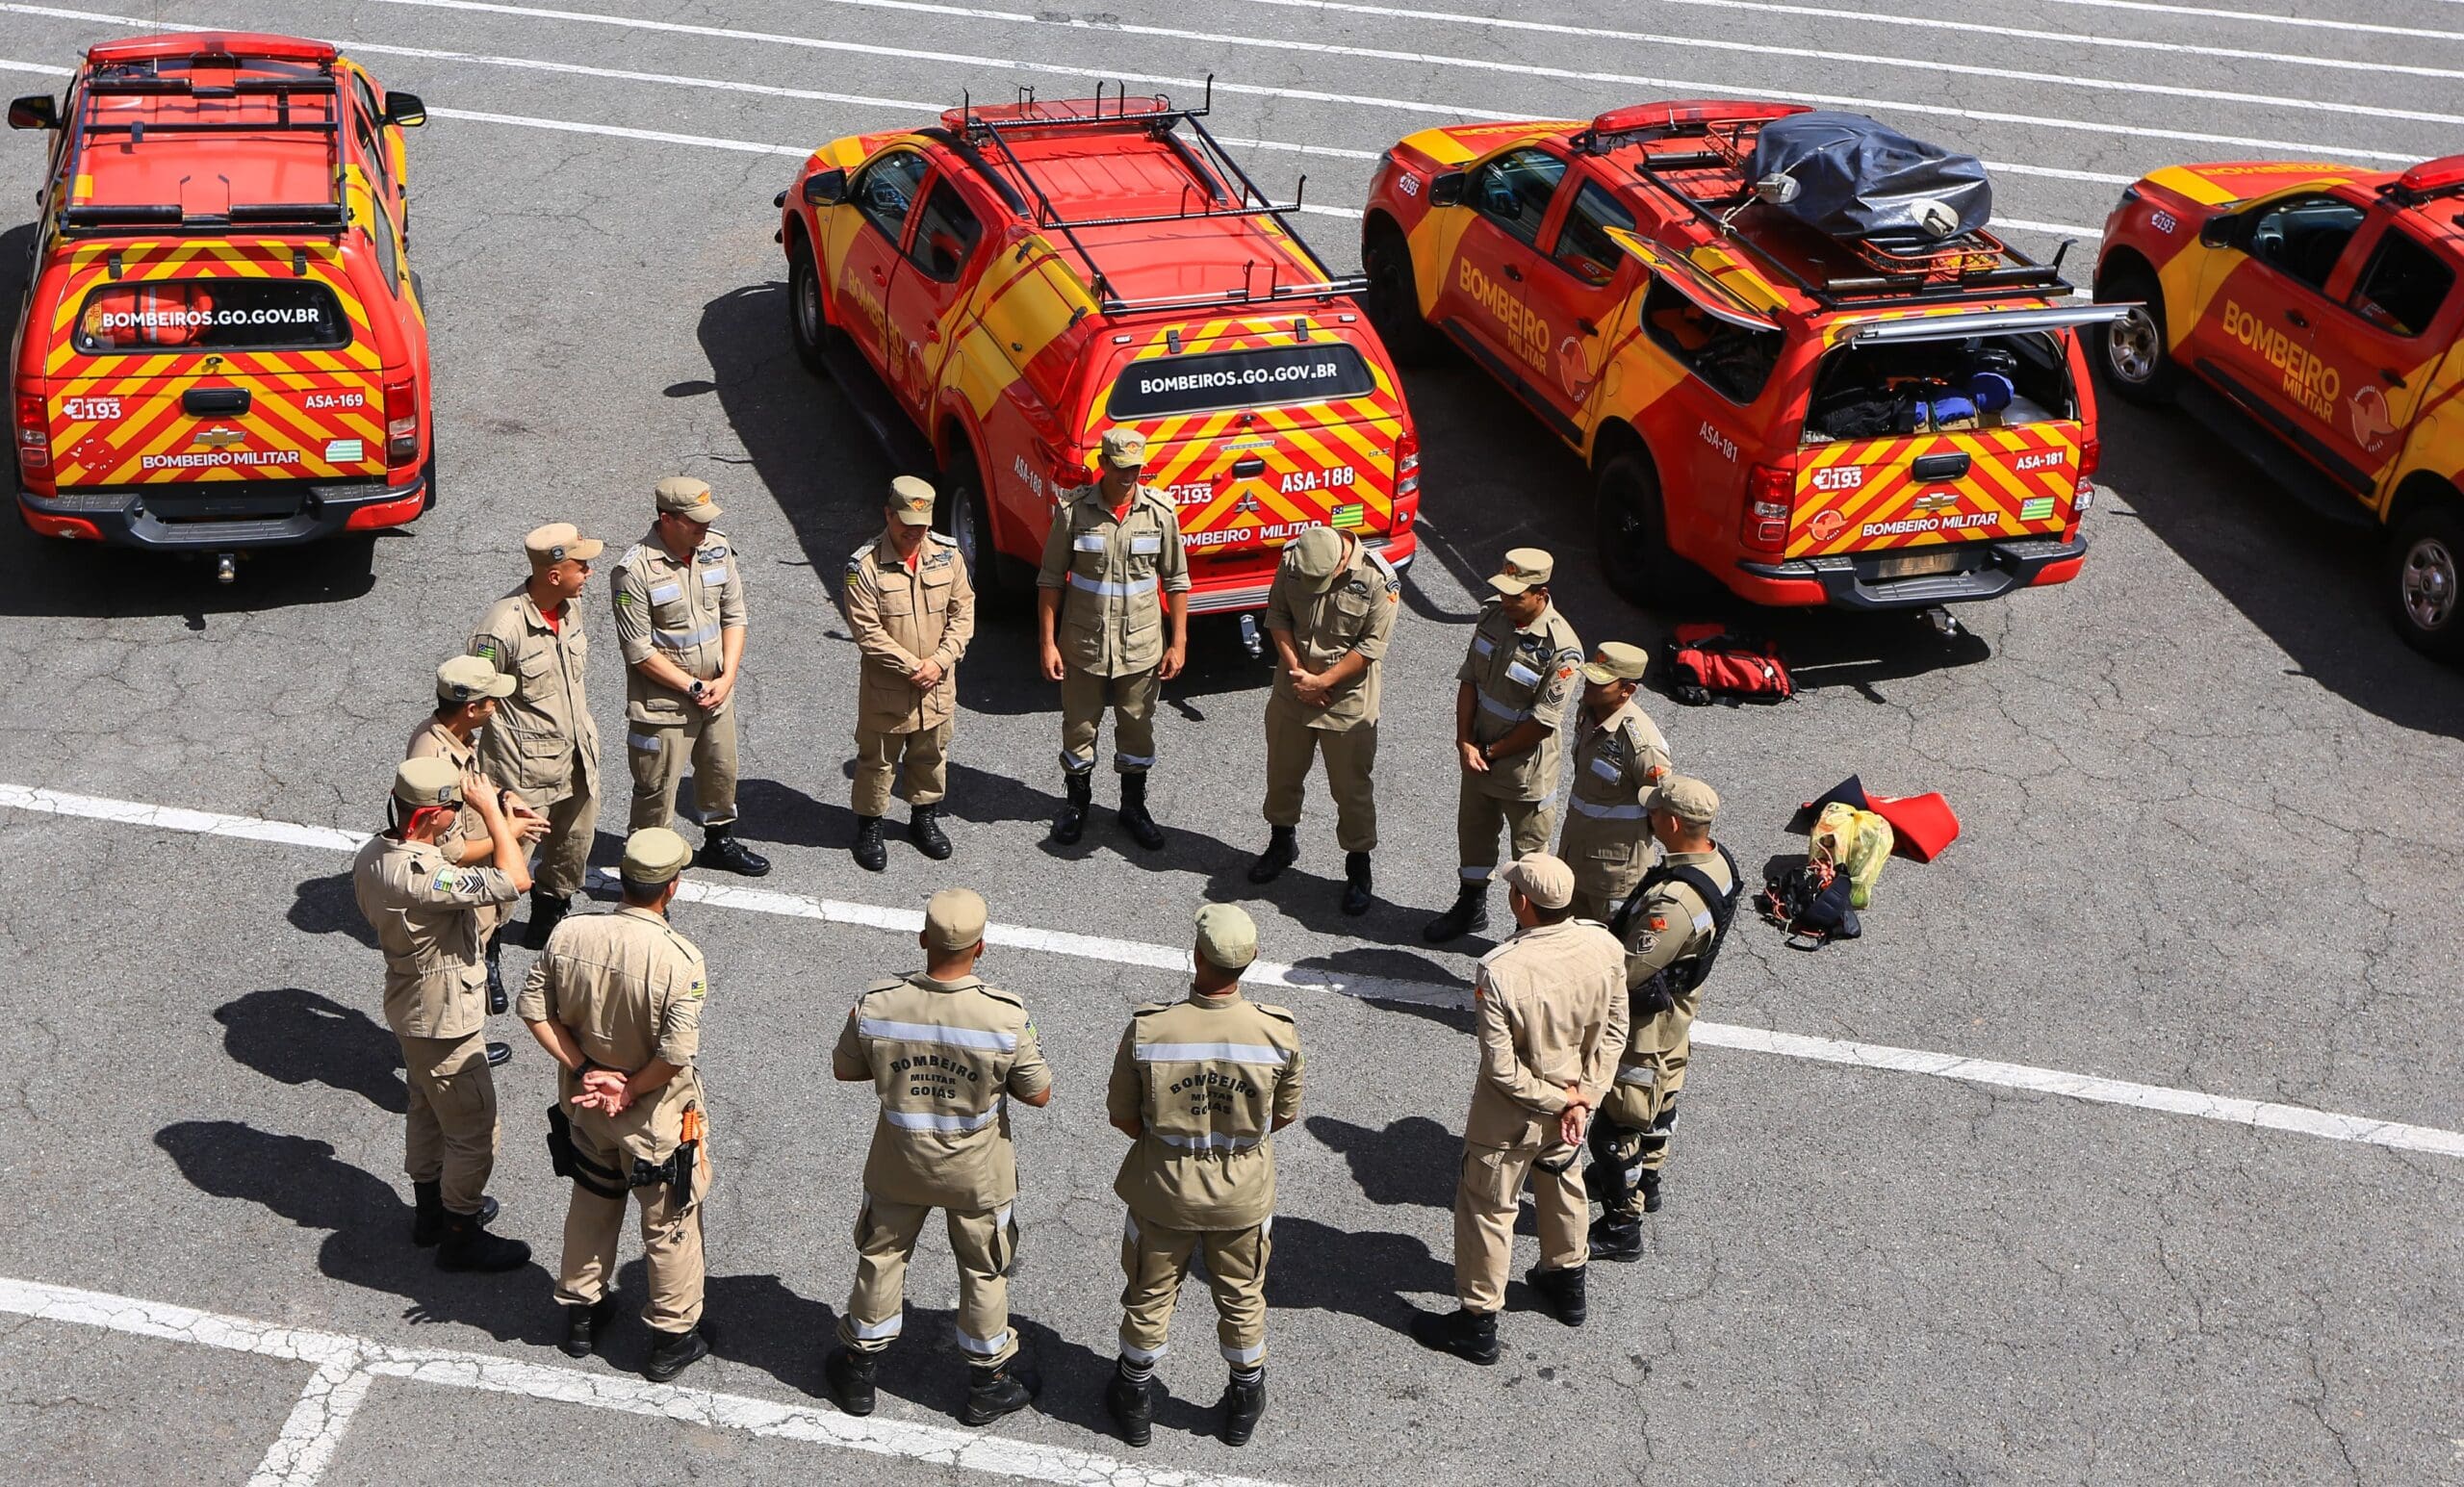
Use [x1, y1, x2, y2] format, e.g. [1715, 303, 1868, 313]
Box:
[1061, 665, 1160, 775]
[1455, 780, 1553, 883]
[1116, 1212, 1271, 1369]
[554, 1128, 711, 1331]
[1454, 1139, 1587, 1313]
[853, 719, 952, 817]
[398, 1031, 499, 1215]
[628, 707, 738, 832]
[839, 1194, 1020, 1366]
[533, 758, 600, 901]
[1263, 698, 1377, 853]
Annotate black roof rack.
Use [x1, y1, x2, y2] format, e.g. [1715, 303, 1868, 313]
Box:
[55, 50, 347, 242]
[1627, 115, 2072, 310]
[950, 77, 1367, 315]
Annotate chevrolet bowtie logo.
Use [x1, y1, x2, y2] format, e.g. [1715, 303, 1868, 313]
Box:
[192, 425, 245, 448]
[1911, 490, 1958, 513]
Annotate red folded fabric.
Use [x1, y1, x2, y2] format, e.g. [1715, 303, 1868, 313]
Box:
[1863, 791, 1960, 862]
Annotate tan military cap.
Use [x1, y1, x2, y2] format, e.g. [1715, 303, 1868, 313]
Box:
[1580, 641, 1649, 685]
[1285, 526, 1346, 591]
[1486, 547, 1553, 595]
[654, 475, 724, 521]
[1100, 426, 1147, 471]
[1648, 776, 1720, 825]
[925, 887, 988, 952]
[525, 521, 604, 565]
[1194, 902, 1258, 971]
[1498, 852, 1575, 910]
[622, 826, 692, 885]
[436, 654, 516, 704]
[393, 756, 464, 808]
[887, 474, 937, 526]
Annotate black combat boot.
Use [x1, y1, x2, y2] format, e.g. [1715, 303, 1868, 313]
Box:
[1246, 826, 1298, 884]
[1589, 1215, 1645, 1262]
[435, 1207, 530, 1272]
[1409, 1306, 1500, 1365]
[485, 936, 509, 1015]
[909, 803, 952, 860]
[697, 827, 772, 877]
[1103, 1361, 1153, 1447]
[644, 1324, 710, 1382]
[960, 1360, 1035, 1425]
[1527, 1264, 1588, 1327]
[1421, 883, 1489, 943]
[485, 1040, 513, 1067]
[409, 1182, 497, 1247]
[1116, 774, 1166, 852]
[1341, 851, 1373, 917]
[851, 815, 886, 872]
[1052, 772, 1092, 845]
[560, 1296, 615, 1358]
[1219, 1371, 1266, 1447]
[824, 1346, 878, 1416]
[525, 889, 572, 950]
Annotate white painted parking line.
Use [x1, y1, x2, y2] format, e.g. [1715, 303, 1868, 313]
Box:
[0, 1276, 1288, 1487]
[4, 781, 2458, 1161]
[1958, 0, 2464, 44]
[249, 1358, 376, 1487]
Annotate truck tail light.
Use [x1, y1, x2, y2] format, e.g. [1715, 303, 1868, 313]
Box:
[1741, 463, 1791, 554]
[384, 377, 419, 467]
[14, 393, 53, 497]
[2074, 434, 2099, 512]
[1397, 429, 1421, 499]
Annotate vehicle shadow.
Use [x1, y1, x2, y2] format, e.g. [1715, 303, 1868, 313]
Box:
[214, 987, 407, 1115]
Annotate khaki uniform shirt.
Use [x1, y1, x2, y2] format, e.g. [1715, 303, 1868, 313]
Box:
[1106, 989, 1304, 1230]
[1037, 484, 1190, 678]
[1465, 918, 1628, 1149]
[1558, 699, 1675, 888]
[840, 529, 975, 733]
[405, 717, 488, 855]
[350, 835, 520, 1040]
[1455, 601, 1584, 802]
[470, 588, 598, 800]
[834, 972, 1051, 1211]
[1622, 848, 1736, 1063]
[1262, 537, 1399, 731]
[611, 531, 749, 726]
[516, 905, 708, 1164]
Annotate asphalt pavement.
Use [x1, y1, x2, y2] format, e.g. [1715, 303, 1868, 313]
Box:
[0, 0, 2460, 1483]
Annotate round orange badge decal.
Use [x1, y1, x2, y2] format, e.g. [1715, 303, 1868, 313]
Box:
[1809, 509, 1846, 543]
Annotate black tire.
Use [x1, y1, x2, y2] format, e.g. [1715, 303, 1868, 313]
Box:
[786, 244, 829, 375]
[420, 452, 438, 513]
[2092, 265, 2181, 408]
[939, 446, 1030, 601]
[1362, 223, 1443, 368]
[1594, 450, 1686, 606]
[2387, 501, 2464, 662]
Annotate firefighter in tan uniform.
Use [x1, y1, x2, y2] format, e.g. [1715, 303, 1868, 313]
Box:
[472, 522, 603, 948]
[349, 757, 532, 1273]
[825, 889, 1052, 1427]
[1414, 854, 1626, 1364]
[610, 476, 769, 877]
[1038, 426, 1190, 852]
[1591, 778, 1739, 1257]
[1557, 643, 1675, 924]
[1424, 549, 1585, 943]
[1246, 526, 1400, 917]
[1102, 904, 1304, 1450]
[518, 827, 715, 1382]
[840, 476, 976, 871]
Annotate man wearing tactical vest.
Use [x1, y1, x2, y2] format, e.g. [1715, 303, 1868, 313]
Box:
[1556, 643, 1674, 925]
[825, 889, 1053, 1426]
[1590, 777, 1740, 1259]
[1102, 904, 1304, 1449]
[518, 827, 715, 1383]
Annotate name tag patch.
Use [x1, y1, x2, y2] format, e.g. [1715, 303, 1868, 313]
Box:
[1129, 534, 1162, 555]
[1471, 634, 1496, 657]
[698, 564, 728, 585]
[1591, 755, 1621, 781]
[648, 582, 682, 604]
[1505, 659, 1542, 687]
[1073, 533, 1106, 552]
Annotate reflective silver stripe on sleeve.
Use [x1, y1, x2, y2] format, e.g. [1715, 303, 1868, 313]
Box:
[1570, 799, 1646, 820]
[881, 1103, 1005, 1133]
[1066, 573, 1158, 599]
[1136, 1042, 1290, 1065]
[1476, 694, 1531, 723]
[1155, 1130, 1265, 1153]
[653, 622, 721, 651]
[857, 1017, 1018, 1052]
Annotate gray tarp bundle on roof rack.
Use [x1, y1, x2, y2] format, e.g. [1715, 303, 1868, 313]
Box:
[1745, 112, 1992, 251]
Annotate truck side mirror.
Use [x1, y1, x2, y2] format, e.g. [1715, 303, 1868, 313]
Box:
[803, 169, 847, 208]
[2198, 213, 2241, 250]
[1427, 170, 1465, 209]
[8, 94, 59, 131]
[382, 92, 426, 128]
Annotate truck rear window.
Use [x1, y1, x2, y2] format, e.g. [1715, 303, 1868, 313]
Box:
[1107, 346, 1376, 418]
[72, 280, 350, 355]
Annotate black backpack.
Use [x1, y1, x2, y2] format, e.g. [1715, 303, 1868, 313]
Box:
[1758, 858, 1861, 951]
[1610, 844, 1743, 1019]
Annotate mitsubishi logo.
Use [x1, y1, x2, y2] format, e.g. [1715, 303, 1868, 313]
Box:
[1234, 494, 1261, 516]
[192, 425, 245, 448]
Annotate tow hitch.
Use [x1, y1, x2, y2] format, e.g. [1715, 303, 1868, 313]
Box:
[1923, 604, 1964, 638]
[214, 551, 237, 585]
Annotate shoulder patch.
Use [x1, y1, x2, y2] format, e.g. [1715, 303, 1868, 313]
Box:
[1254, 1003, 1296, 1025]
[1365, 549, 1398, 583]
[1131, 1002, 1170, 1017]
[927, 531, 959, 547]
[977, 985, 1024, 1010]
[1476, 939, 1515, 968]
[613, 543, 647, 575]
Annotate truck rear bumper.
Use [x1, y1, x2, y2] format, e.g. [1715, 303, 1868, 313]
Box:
[1184, 532, 1418, 615]
[1732, 533, 2088, 610]
[17, 472, 426, 550]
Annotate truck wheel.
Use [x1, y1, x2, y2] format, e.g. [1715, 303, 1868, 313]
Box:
[1362, 224, 1443, 368]
[1594, 451, 1684, 606]
[2093, 266, 2180, 407]
[787, 248, 829, 375]
[940, 447, 1031, 601]
[421, 453, 438, 513]
[2388, 502, 2464, 662]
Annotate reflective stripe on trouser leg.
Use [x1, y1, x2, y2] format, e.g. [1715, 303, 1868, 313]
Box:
[1201, 1223, 1271, 1368]
[399, 1031, 498, 1215]
[1320, 719, 1378, 853]
[1260, 697, 1318, 831]
[1117, 1209, 1197, 1364]
[1112, 665, 1160, 773]
[533, 761, 599, 899]
[1059, 665, 1107, 776]
[948, 1203, 1019, 1365]
[839, 1193, 930, 1352]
